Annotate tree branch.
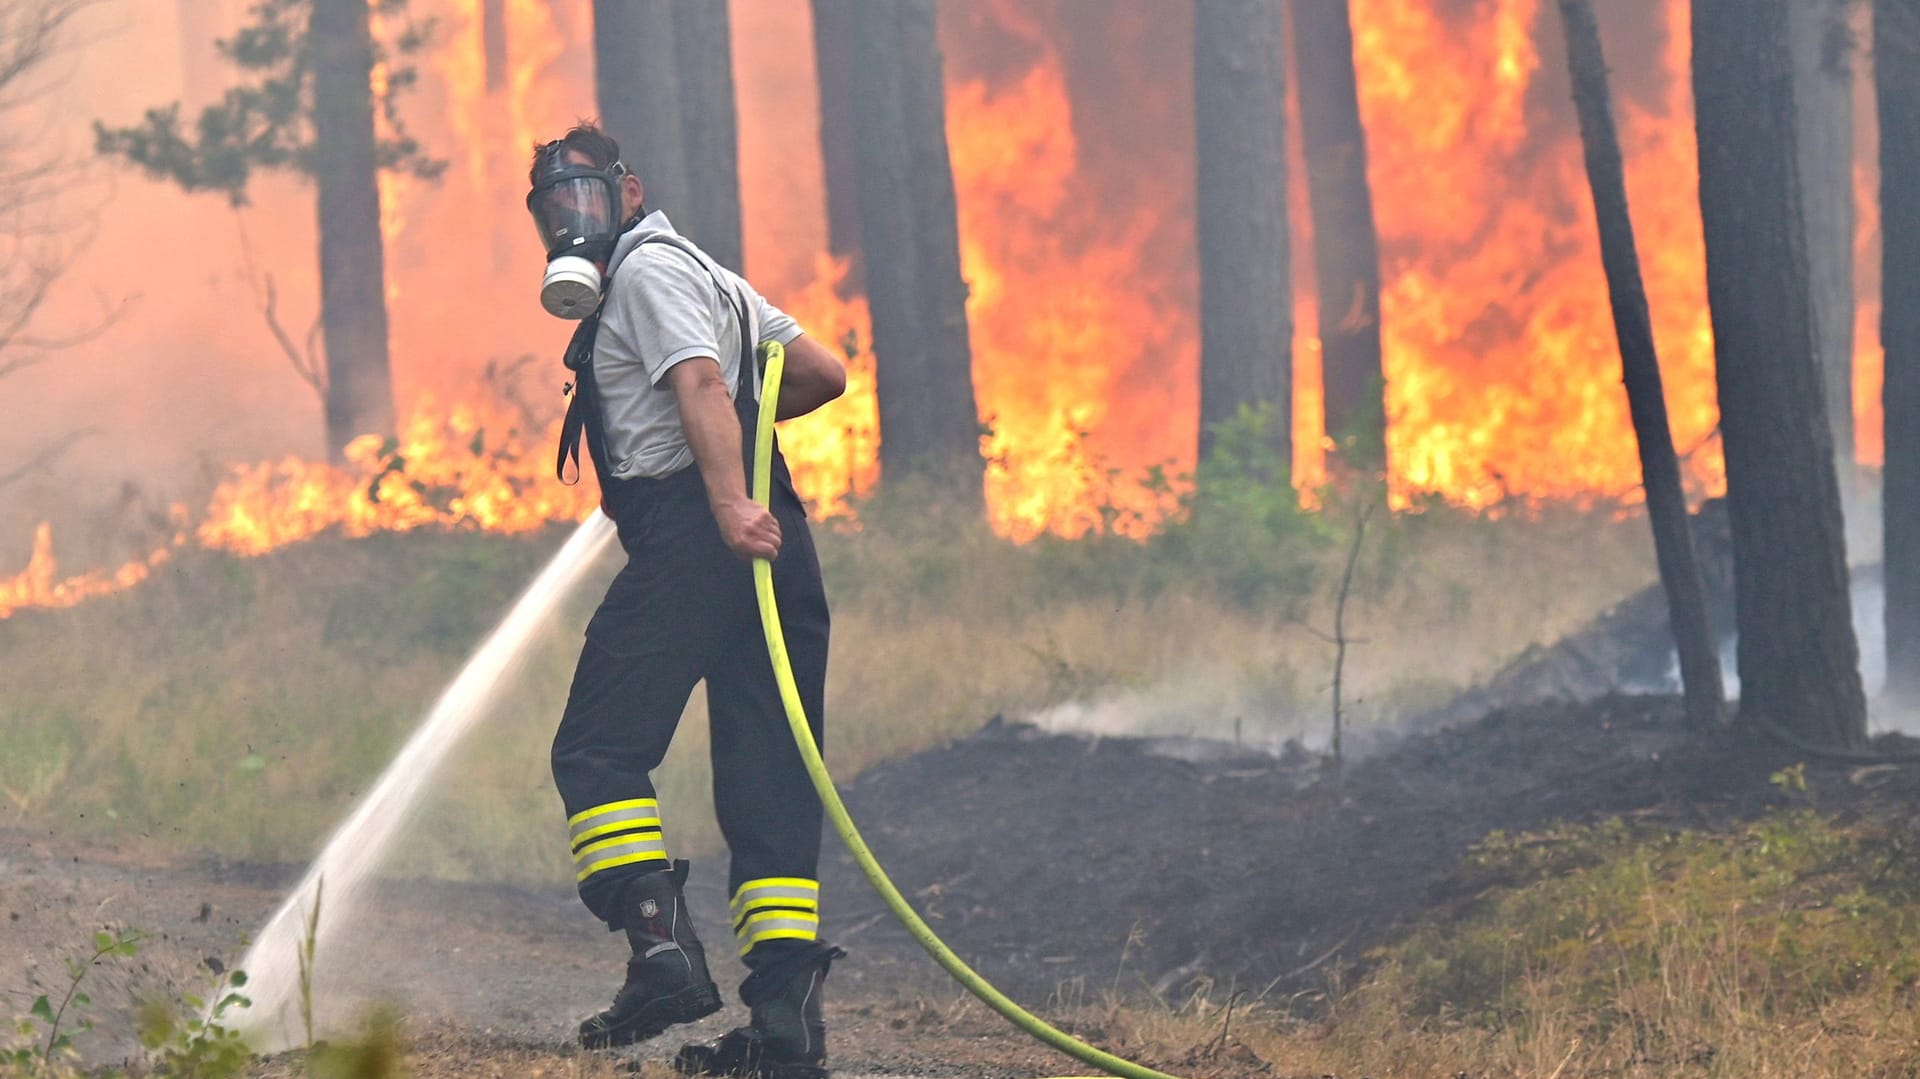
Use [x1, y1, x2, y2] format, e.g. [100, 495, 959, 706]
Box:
[0, 426, 96, 488]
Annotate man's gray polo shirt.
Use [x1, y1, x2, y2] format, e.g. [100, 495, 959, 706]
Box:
[592, 211, 805, 480]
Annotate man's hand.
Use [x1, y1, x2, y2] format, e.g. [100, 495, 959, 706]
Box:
[714, 495, 782, 561]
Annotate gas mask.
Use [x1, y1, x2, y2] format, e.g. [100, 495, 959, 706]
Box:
[526, 144, 638, 319]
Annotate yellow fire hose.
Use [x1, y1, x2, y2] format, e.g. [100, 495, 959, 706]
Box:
[749, 341, 1185, 1079]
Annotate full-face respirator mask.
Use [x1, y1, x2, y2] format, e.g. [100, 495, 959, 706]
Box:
[526, 142, 640, 319]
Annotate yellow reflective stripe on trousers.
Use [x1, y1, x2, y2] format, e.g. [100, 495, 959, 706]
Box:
[571, 811, 664, 848]
[729, 877, 819, 918]
[568, 798, 659, 835]
[735, 908, 819, 954]
[573, 832, 668, 882]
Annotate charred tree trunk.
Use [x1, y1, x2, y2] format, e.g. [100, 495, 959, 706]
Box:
[811, 0, 864, 290]
[672, 0, 744, 271]
[1559, 0, 1726, 728]
[310, 0, 396, 460]
[1791, 0, 1859, 501]
[483, 0, 508, 93]
[1194, 0, 1292, 470]
[1693, 0, 1866, 747]
[895, 0, 981, 501]
[594, 1, 687, 224]
[1880, 0, 1920, 699]
[846, 0, 982, 493]
[1293, 0, 1386, 474]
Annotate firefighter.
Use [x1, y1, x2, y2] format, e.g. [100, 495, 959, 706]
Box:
[526, 122, 848, 1078]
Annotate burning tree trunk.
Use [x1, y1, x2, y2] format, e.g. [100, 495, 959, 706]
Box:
[1693, 0, 1866, 747]
[310, 0, 396, 458]
[1791, 0, 1859, 501]
[1880, 0, 1920, 699]
[1558, 0, 1725, 728]
[593, 1, 688, 225]
[672, 0, 745, 272]
[845, 0, 983, 493]
[895, 0, 981, 501]
[1194, 0, 1292, 470]
[482, 0, 508, 93]
[811, 0, 864, 290]
[1293, 0, 1386, 475]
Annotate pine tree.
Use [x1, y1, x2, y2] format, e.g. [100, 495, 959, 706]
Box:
[98, 0, 443, 461]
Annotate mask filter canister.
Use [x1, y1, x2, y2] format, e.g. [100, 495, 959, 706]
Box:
[541, 254, 604, 319]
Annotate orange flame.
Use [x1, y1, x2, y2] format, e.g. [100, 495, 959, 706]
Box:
[196, 396, 597, 556]
[0, 523, 174, 620]
[949, 51, 1196, 540]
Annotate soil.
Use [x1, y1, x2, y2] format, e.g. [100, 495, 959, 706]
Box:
[10, 673, 1920, 1075]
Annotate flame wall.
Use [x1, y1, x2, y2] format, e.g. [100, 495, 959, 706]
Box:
[0, 0, 1893, 610]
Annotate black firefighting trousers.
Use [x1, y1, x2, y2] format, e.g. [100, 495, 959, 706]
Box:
[550, 462, 829, 957]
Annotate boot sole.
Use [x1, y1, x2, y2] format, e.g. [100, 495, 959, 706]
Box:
[579, 982, 724, 1050]
[673, 1030, 828, 1079]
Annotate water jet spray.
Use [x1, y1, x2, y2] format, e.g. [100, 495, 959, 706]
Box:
[229, 513, 617, 1049]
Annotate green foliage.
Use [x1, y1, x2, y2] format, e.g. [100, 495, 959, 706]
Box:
[137, 967, 253, 1078]
[306, 1007, 406, 1079]
[94, 0, 444, 205]
[1147, 403, 1335, 608]
[5, 930, 139, 1075]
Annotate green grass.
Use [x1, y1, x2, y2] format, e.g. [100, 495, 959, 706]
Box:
[0, 488, 1656, 883]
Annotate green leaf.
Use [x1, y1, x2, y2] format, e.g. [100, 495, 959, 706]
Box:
[30, 995, 54, 1024]
[71, 991, 90, 1008]
[228, 970, 249, 987]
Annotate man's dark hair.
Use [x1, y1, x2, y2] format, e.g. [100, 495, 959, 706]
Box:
[529, 121, 623, 185]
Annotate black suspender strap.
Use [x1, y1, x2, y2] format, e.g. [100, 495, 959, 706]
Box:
[552, 234, 758, 488]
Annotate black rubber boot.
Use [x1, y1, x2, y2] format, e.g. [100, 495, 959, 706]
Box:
[673, 941, 845, 1078]
[579, 860, 723, 1049]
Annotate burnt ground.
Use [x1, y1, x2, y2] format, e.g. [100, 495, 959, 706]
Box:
[12, 689, 1920, 1077]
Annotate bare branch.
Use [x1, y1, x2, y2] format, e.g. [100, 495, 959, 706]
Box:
[0, 0, 96, 113]
[1328, 498, 1378, 764]
[259, 273, 327, 398]
[234, 210, 327, 400]
[0, 424, 95, 488]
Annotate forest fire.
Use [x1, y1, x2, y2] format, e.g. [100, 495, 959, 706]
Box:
[0, 0, 1890, 617]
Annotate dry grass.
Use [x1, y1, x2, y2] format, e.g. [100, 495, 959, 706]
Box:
[1054, 811, 1920, 1079]
[0, 493, 1655, 883]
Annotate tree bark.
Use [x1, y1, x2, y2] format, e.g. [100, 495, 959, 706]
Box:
[671, 0, 745, 272]
[1693, 0, 1866, 747]
[1791, 0, 1859, 498]
[1293, 0, 1386, 474]
[1880, 0, 1920, 699]
[1194, 0, 1292, 470]
[810, 0, 864, 290]
[846, 0, 982, 492]
[894, 0, 981, 501]
[593, 1, 687, 224]
[482, 0, 508, 93]
[1559, 0, 1726, 729]
[310, 0, 396, 460]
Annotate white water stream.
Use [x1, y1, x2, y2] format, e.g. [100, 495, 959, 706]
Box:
[230, 512, 617, 1050]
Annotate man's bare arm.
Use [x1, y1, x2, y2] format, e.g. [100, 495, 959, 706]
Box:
[665, 357, 782, 561]
[775, 333, 848, 420]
